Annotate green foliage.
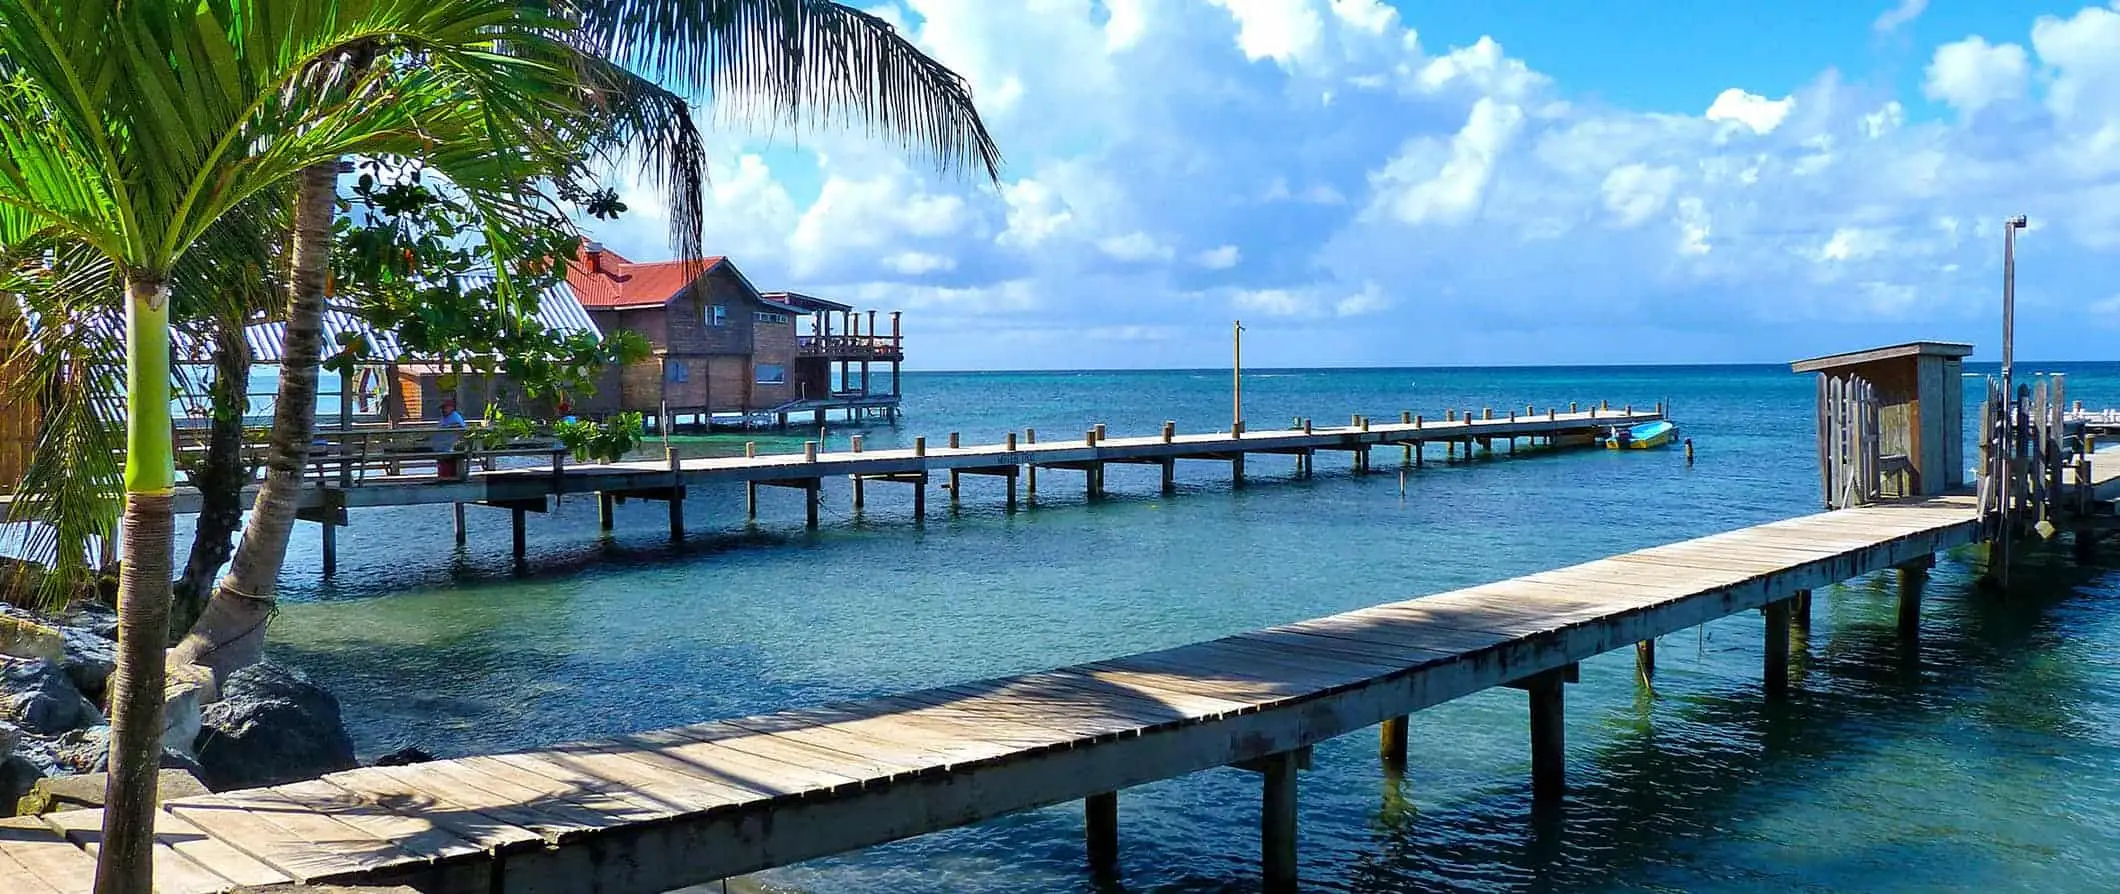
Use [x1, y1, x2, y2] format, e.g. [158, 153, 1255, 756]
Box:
[463, 410, 645, 464]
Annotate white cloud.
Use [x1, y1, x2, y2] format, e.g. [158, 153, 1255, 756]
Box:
[1924, 36, 2029, 114]
[1874, 0, 1928, 33]
[1601, 164, 1679, 228]
[577, 0, 2120, 368]
[1194, 244, 1242, 269]
[1098, 231, 1175, 262]
[1372, 97, 1524, 224]
[1705, 88, 1796, 135]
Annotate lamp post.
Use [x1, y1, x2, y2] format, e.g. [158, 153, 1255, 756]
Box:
[1997, 214, 2028, 572]
[1233, 320, 1245, 436]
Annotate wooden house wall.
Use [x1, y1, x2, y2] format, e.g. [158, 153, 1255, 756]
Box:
[0, 320, 34, 494]
[750, 315, 797, 407]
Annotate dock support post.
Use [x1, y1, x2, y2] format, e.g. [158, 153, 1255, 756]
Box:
[853, 476, 865, 512]
[745, 482, 758, 520]
[805, 480, 821, 529]
[1791, 589, 1812, 632]
[1260, 750, 1299, 893]
[1232, 453, 1247, 488]
[511, 508, 526, 563]
[1379, 716, 1409, 766]
[1006, 469, 1019, 512]
[597, 492, 614, 531]
[1636, 639, 1655, 681]
[452, 503, 466, 546]
[320, 520, 337, 576]
[1898, 562, 1924, 637]
[914, 473, 928, 521]
[1414, 441, 1424, 468]
[1025, 429, 1038, 498]
[1161, 457, 1176, 493]
[1764, 599, 1791, 698]
[949, 469, 961, 508]
[1085, 792, 1119, 877]
[1528, 673, 1565, 803]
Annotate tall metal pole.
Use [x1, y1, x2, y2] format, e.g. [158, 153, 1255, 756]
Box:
[1233, 320, 1245, 436]
[1997, 215, 2027, 581]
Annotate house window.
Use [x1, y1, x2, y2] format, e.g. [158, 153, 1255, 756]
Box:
[755, 363, 786, 385]
[706, 304, 728, 327]
[754, 311, 789, 324]
[666, 359, 688, 383]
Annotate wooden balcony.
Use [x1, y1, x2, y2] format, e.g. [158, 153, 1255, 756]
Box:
[798, 334, 904, 361]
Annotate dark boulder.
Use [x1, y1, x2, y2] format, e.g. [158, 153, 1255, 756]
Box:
[373, 746, 436, 767]
[2, 658, 99, 735]
[194, 662, 357, 790]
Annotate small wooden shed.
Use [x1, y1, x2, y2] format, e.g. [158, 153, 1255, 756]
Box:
[1791, 341, 1972, 501]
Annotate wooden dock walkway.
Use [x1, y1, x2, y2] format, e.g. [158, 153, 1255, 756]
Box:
[0, 493, 1981, 894]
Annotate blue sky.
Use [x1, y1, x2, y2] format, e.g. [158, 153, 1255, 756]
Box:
[584, 0, 2120, 370]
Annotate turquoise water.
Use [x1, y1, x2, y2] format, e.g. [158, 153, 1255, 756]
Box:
[247, 364, 2120, 893]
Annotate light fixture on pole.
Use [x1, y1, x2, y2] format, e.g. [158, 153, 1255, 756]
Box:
[1232, 320, 1245, 436]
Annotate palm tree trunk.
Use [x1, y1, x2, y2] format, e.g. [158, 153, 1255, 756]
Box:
[168, 160, 336, 681]
[95, 275, 176, 894]
[170, 319, 250, 643]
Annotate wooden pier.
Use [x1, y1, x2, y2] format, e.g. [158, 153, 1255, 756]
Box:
[33, 404, 1663, 574]
[0, 494, 1985, 894]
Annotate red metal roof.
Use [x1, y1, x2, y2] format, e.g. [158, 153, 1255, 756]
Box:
[564, 243, 725, 309]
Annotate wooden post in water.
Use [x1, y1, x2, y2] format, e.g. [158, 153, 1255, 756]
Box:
[1005, 467, 1020, 512]
[745, 442, 759, 519]
[852, 475, 865, 512]
[1636, 639, 1655, 681]
[1161, 458, 1176, 493]
[1025, 429, 1038, 496]
[666, 447, 685, 541]
[913, 472, 928, 520]
[1763, 599, 1791, 697]
[1791, 589, 1812, 631]
[511, 507, 526, 563]
[1085, 792, 1119, 877]
[1898, 557, 1928, 636]
[950, 468, 962, 508]
[1379, 717, 1409, 766]
[805, 479, 821, 530]
[1260, 750, 1299, 893]
[597, 492, 615, 531]
[1528, 672, 1565, 802]
[452, 503, 466, 545]
[320, 519, 337, 576]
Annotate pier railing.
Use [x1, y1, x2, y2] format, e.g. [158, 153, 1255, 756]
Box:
[797, 334, 903, 360]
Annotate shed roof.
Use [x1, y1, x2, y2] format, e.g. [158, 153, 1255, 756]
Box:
[760, 290, 850, 314]
[1790, 341, 1974, 374]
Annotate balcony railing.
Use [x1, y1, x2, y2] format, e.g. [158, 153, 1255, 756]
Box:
[798, 334, 903, 359]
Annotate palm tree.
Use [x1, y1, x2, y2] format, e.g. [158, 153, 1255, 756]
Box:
[0, 3, 616, 889]
[172, 0, 1002, 678]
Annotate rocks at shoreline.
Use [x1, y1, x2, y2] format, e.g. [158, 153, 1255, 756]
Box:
[194, 661, 358, 791]
[0, 600, 360, 816]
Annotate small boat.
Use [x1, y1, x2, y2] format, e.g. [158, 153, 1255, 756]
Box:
[1603, 420, 1677, 450]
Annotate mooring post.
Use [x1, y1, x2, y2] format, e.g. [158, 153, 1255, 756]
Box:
[1005, 468, 1019, 511]
[1260, 750, 1299, 893]
[1162, 420, 1175, 443]
[597, 492, 614, 531]
[1085, 791, 1119, 877]
[319, 520, 337, 576]
[950, 468, 962, 508]
[1161, 457, 1176, 493]
[745, 482, 758, 520]
[1636, 639, 1655, 681]
[1764, 599, 1791, 697]
[1025, 429, 1038, 497]
[1379, 716, 1409, 766]
[1232, 452, 1247, 488]
[452, 503, 466, 546]
[1898, 562, 1925, 637]
[914, 472, 928, 520]
[805, 479, 821, 529]
[510, 507, 526, 562]
[1528, 672, 1566, 802]
[852, 475, 865, 512]
[949, 432, 960, 449]
[667, 447, 685, 541]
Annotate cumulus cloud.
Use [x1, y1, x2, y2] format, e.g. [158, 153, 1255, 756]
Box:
[580, 0, 2120, 368]
[1924, 36, 2030, 114]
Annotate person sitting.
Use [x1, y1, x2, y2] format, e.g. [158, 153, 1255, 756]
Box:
[433, 398, 467, 477]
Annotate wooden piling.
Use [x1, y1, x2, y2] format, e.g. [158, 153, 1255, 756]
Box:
[1232, 453, 1247, 487]
[511, 507, 526, 562]
[1260, 750, 1299, 893]
[1161, 457, 1176, 493]
[597, 492, 614, 531]
[1528, 673, 1565, 802]
[949, 432, 960, 449]
[1764, 599, 1791, 697]
[1791, 589, 1811, 631]
[745, 482, 758, 520]
[1898, 567, 1922, 637]
[1162, 420, 1175, 443]
[320, 520, 337, 576]
[851, 434, 864, 453]
[805, 480, 821, 530]
[1006, 469, 1019, 511]
[1378, 716, 1408, 766]
[1025, 430, 1038, 496]
[950, 469, 962, 507]
[914, 472, 928, 520]
[667, 448, 685, 540]
[1085, 792, 1119, 876]
[852, 476, 865, 511]
[452, 503, 466, 545]
[1636, 639, 1655, 680]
